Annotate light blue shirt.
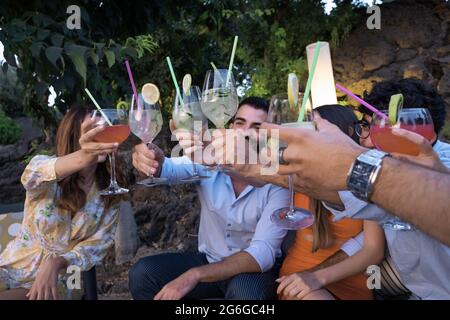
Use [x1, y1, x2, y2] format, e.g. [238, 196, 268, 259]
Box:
[160, 156, 289, 272]
[325, 139, 450, 299]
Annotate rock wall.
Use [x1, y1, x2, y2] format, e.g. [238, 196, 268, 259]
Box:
[333, 0, 450, 123]
[0, 118, 43, 204]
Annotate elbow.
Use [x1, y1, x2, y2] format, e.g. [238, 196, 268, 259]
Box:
[364, 244, 385, 265]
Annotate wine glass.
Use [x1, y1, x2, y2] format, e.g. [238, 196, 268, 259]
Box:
[91, 109, 130, 195]
[267, 93, 315, 230]
[201, 68, 239, 170]
[173, 85, 210, 181]
[129, 94, 168, 187]
[370, 108, 436, 231]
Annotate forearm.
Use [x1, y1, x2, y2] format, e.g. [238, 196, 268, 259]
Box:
[234, 165, 343, 205]
[192, 252, 261, 283]
[314, 246, 382, 287]
[54, 256, 69, 271]
[55, 150, 96, 180]
[307, 250, 349, 272]
[372, 158, 450, 245]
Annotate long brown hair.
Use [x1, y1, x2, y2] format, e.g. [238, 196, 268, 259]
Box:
[55, 106, 125, 214]
[310, 199, 332, 252]
[309, 104, 360, 253]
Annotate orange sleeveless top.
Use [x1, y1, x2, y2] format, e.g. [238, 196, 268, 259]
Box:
[279, 194, 373, 300]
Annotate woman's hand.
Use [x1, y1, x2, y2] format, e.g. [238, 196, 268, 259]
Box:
[79, 118, 119, 161]
[391, 128, 449, 173]
[26, 256, 67, 300]
[276, 271, 325, 300]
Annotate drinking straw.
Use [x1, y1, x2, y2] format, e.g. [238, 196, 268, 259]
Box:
[298, 41, 321, 122]
[124, 59, 142, 114]
[225, 36, 239, 87]
[210, 62, 224, 82]
[335, 83, 389, 120]
[84, 88, 113, 126]
[166, 56, 184, 105]
[210, 62, 219, 72]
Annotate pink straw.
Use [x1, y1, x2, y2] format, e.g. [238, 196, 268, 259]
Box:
[336, 83, 388, 120]
[124, 59, 142, 119]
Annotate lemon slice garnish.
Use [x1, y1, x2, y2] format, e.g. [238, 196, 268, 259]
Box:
[287, 73, 299, 110]
[182, 74, 192, 96]
[142, 83, 160, 105]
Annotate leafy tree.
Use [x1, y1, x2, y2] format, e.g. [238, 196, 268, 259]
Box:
[0, 0, 358, 133]
[0, 0, 157, 133]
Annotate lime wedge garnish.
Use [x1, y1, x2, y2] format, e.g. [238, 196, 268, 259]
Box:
[116, 100, 129, 112]
[142, 83, 160, 105]
[287, 73, 299, 110]
[388, 93, 403, 125]
[182, 74, 192, 96]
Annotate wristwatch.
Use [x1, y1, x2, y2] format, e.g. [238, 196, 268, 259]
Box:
[346, 149, 390, 202]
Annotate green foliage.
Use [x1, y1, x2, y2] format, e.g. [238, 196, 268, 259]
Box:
[0, 1, 158, 129]
[23, 139, 54, 164]
[0, 110, 22, 145]
[0, 0, 359, 130]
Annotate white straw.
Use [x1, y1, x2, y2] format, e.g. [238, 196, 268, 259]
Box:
[84, 88, 113, 126]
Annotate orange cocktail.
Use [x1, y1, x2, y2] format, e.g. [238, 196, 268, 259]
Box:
[370, 108, 436, 156]
[94, 124, 130, 144]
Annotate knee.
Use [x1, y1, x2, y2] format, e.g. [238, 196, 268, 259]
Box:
[225, 274, 277, 300]
[128, 258, 159, 300]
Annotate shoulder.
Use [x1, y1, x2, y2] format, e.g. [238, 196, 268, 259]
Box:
[26, 154, 57, 168]
[260, 183, 289, 198]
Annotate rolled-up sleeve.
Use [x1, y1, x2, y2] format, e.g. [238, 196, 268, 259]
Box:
[340, 232, 364, 257]
[244, 186, 289, 272]
[160, 156, 204, 183]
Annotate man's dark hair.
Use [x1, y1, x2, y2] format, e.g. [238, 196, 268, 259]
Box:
[362, 78, 447, 135]
[238, 96, 269, 113]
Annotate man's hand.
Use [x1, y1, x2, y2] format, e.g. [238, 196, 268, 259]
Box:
[262, 118, 366, 192]
[169, 120, 206, 162]
[391, 129, 449, 173]
[154, 268, 200, 300]
[132, 143, 164, 177]
[276, 271, 325, 300]
[26, 256, 67, 300]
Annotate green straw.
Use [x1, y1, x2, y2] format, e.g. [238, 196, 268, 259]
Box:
[298, 41, 321, 122]
[225, 36, 238, 87]
[84, 88, 113, 126]
[166, 56, 184, 105]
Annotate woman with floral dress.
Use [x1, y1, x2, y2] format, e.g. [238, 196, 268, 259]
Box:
[0, 106, 126, 300]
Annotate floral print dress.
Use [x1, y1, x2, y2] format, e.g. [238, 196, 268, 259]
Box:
[0, 155, 119, 291]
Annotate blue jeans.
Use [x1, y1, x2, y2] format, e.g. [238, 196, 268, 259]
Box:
[129, 252, 280, 300]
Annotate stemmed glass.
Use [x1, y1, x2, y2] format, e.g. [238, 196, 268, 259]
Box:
[129, 94, 168, 187]
[201, 68, 239, 170]
[268, 93, 315, 230]
[91, 109, 130, 195]
[370, 108, 436, 231]
[173, 85, 210, 181]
